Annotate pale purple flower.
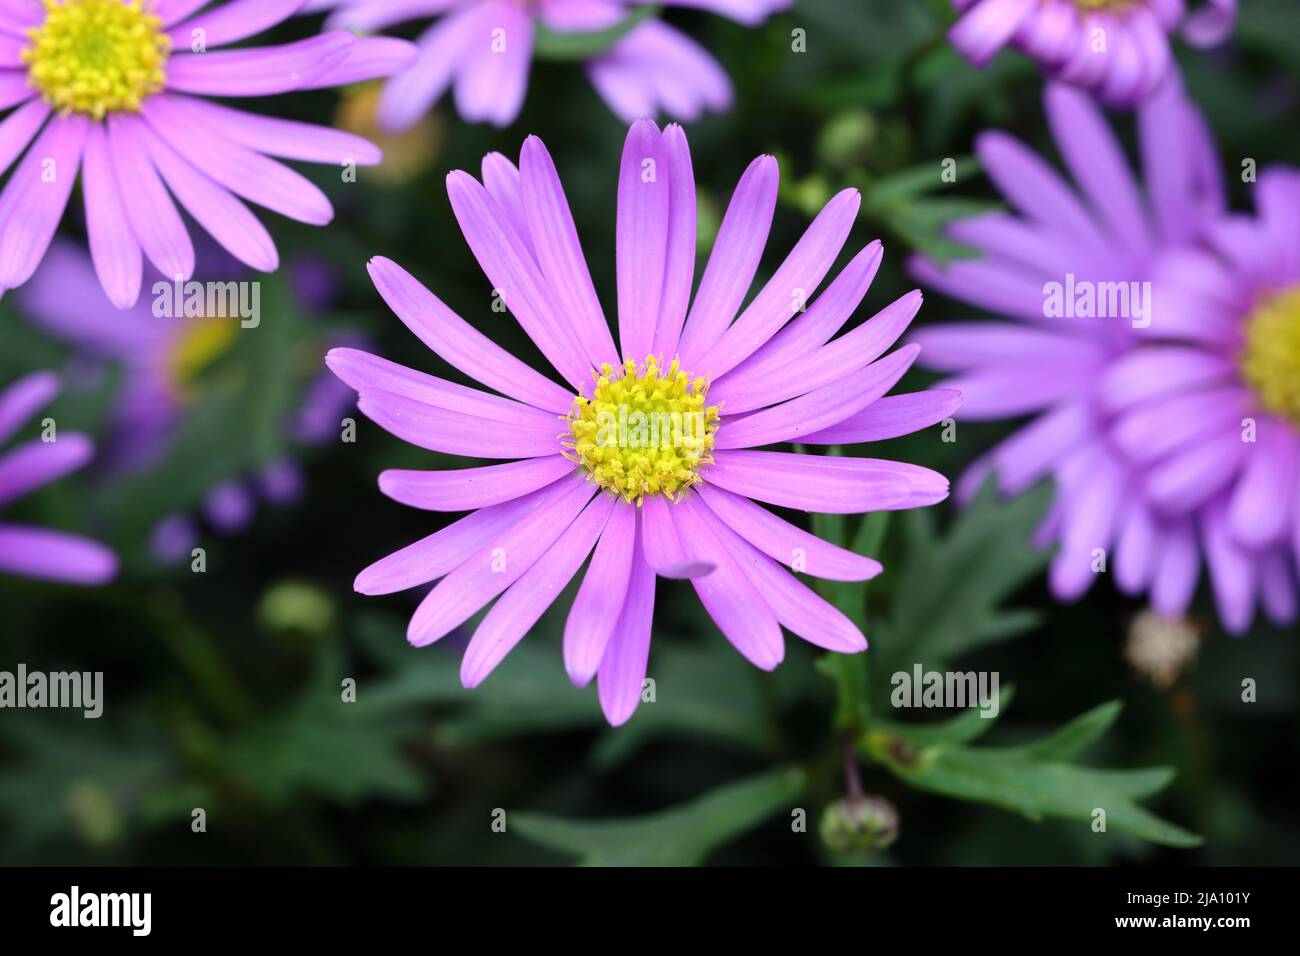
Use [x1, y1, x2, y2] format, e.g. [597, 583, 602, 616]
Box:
[0, 0, 416, 308]
[949, 0, 1237, 106]
[332, 120, 955, 725]
[305, 0, 790, 129]
[911, 81, 1299, 634]
[0, 371, 117, 584]
[16, 241, 354, 562]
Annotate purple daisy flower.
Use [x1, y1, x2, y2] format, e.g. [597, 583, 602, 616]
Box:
[949, 0, 1237, 106]
[0, 371, 117, 584]
[0, 0, 416, 309]
[304, 0, 789, 129]
[331, 119, 955, 725]
[911, 80, 1298, 634]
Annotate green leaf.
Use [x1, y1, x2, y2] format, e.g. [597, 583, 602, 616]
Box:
[863, 702, 1201, 848]
[533, 6, 659, 62]
[218, 647, 430, 808]
[870, 477, 1052, 695]
[512, 767, 807, 865]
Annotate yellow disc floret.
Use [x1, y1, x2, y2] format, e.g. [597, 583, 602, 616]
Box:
[23, 0, 171, 120]
[566, 356, 720, 505]
[1241, 286, 1300, 427]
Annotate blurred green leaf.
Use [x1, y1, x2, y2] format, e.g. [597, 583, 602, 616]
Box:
[218, 647, 429, 808]
[870, 478, 1052, 694]
[512, 766, 807, 865]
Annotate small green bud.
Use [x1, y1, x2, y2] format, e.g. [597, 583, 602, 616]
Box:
[820, 795, 899, 854]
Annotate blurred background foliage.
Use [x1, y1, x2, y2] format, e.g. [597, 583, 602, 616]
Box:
[1, 0, 1298, 866]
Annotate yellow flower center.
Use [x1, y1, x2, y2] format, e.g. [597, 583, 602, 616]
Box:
[168, 317, 238, 400]
[565, 356, 719, 505]
[1241, 286, 1300, 427]
[22, 0, 171, 120]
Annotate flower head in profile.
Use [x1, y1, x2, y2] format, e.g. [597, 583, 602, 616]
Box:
[0, 0, 417, 308]
[305, 0, 790, 129]
[330, 120, 954, 725]
[948, 0, 1237, 106]
[0, 371, 117, 584]
[911, 81, 1299, 634]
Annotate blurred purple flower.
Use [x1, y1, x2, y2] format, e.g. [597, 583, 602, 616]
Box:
[949, 0, 1237, 106]
[0, 371, 117, 584]
[331, 120, 955, 724]
[304, 0, 790, 128]
[0, 0, 416, 308]
[911, 81, 1298, 634]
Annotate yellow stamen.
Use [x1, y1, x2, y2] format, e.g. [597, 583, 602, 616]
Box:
[22, 0, 170, 120]
[565, 356, 720, 505]
[1241, 286, 1300, 427]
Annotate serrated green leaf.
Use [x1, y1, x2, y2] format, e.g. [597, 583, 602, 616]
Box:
[870, 477, 1052, 694]
[511, 767, 807, 865]
[863, 701, 1201, 848]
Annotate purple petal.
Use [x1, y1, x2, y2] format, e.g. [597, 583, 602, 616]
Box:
[0, 98, 48, 179]
[356, 387, 562, 458]
[179, 98, 382, 167]
[0, 434, 93, 507]
[378, 456, 576, 512]
[168, 0, 306, 49]
[141, 94, 334, 226]
[651, 124, 697, 359]
[445, 169, 591, 388]
[82, 124, 143, 308]
[695, 482, 882, 582]
[327, 347, 562, 428]
[0, 114, 86, 291]
[366, 256, 573, 414]
[519, 135, 619, 369]
[138, 121, 279, 273]
[705, 450, 949, 514]
[703, 188, 862, 378]
[1146, 430, 1246, 514]
[451, 2, 533, 127]
[675, 155, 778, 365]
[1044, 83, 1149, 255]
[715, 518, 867, 652]
[1150, 520, 1200, 618]
[715, 343, 921, 449]
[564, 501, 636, 686]
[355, 493, 558, 595]
[615, 119, 671, 362]
[406, 472, 596, 646]
[949, 0, 1037, 66]
[461, 492, 615, 688]
[596, 539, 655, 726]
[106, 114, 195, 282]
[1202, 501, 1257, 635]
[0, 523, 117, 585]
[0, 370, 58, 444]
[726, 242, 882, 385]
[165, 33, 355, 96]
[670, 495, 783, 669]
[1227, 420, 1296, 549]
[801, 388, 963, 446]
[376, 12, 477, 133]
[639, 494, 715, 578]
[713, 290, 921, 415]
